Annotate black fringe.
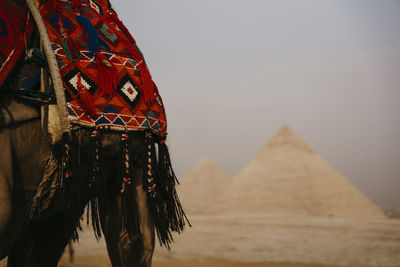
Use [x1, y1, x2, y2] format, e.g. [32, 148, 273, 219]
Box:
[120, 132, 141, 236]
[143, 132, 190, 248]
[86, 128, 102, 239]
[60, 132, 82, 241]
[158, 139, 191, 232]
[144, 132, 171, 247]
[56, 129, 188, 247]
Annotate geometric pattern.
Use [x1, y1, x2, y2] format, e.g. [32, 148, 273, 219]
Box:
[95, 21, 119, 47]
[40, 0, 168, 136]
[117, 74, 141, 108]
[64, 67, 98, 95]
[45, 12, 77, 33]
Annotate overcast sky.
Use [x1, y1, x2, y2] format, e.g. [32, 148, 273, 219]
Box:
[112, 0, 400, 209]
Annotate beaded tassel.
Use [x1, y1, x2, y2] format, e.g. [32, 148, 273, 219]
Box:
[61, 133, 81, 241]
[90, 128, 101, 190]
[144, 132, 174, 248]
[145, 132, 157, 198]
[120, 132, 131, 193]
[119, 131, 141, 236]
[62, 139, 72, 182]
[86, 128, 102, 239]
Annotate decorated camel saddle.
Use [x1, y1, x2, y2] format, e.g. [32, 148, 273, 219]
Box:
[1, 0, 166, 135]
[0, 0, 188, 247]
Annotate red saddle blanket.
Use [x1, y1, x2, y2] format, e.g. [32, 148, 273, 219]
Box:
[39, 0, 167, 136]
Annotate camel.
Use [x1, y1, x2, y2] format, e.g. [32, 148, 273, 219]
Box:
[0, 0, 188, 266]
[0, 115, 155, 266]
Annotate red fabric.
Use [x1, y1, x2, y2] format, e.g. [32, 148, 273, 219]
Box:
[40, 0, 168, 136]
[71, 0, 83, 10]
[0, 0, 34, 89]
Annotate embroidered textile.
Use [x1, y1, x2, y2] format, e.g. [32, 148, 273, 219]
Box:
[0, 0, 34, 88]
[39, 0, 167, 136]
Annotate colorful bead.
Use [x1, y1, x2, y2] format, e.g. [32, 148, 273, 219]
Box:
[121, 133, 129, 141]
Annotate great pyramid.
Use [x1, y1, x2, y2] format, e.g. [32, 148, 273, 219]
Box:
[178, 158, 231, 214]
[212, 126, 386, 219]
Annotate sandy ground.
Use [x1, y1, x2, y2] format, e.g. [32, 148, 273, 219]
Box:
[56, 213, 400, 267]
[153, 214, 400, 266]
[58, 256, 342, 267]
[1, 213, 399, 267]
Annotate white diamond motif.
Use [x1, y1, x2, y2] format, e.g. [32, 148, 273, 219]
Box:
[121, 80, 138, 102]
[69, 74, 91, 91]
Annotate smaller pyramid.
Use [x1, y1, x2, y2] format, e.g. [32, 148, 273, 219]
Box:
[178, 158, 231, 214]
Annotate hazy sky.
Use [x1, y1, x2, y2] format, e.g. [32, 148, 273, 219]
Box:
[112, 0, 400, 209]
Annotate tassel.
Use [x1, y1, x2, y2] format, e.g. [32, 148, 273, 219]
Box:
[95, 53, 118, 97]
[77, 73, 97, 116]
[89, 129, 101, 192]
[101, 9, 156, 106]
[75, 15, 117, 96]
[89, 128, 102, 239]
[86, 197, 101, 240]
[158, 138, 190, 232]
[61, 133, 82, 241]
[144, 132, 173, 248]
[90, 198, 102, 239]
[120, 132, 131, 194]
[76, 15, 100, 56]
[75, 14, 115, 96]
[119, 132, 141, 236]
[71, 0, 82, 11]
[137, 64, 155, 105]
[86, 130, 101, 238]
[79, 90, 96, 116]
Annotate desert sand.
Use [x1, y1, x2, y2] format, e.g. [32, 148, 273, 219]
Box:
[58, 256, 342, 267]
[51, 212, 400, 267]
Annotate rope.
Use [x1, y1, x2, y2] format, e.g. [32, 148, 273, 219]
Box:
[25, 0, 71, 135]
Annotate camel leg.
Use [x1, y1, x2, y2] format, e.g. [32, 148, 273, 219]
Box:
[133, 167, 155, 267]
[100, 167, 155, 267]
[100, 189, 123, 267]
[0, 129, 14, 260]
[7, 212, 75, 267]
[0, 124, 31, 261]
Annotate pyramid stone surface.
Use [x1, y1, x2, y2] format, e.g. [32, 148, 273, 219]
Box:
[178, 158, 231, 214]
[212, 126, 386, 219]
